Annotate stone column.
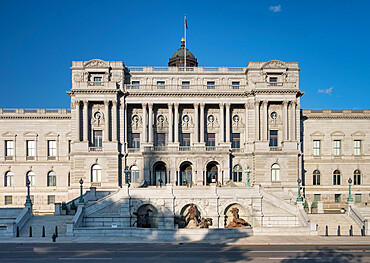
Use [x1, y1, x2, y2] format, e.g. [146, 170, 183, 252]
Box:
[283, 101, 288, 141]
[194, 103, 199, 143]
[219, 103, 224, 143]
[291, 101, 296, 141]
[225, 103, 231, 142]
[104, 101, 110, 141]
[262, 101, 268, 141]
[142, 103, 147, 143]
[244, 103, 249, 143]
[168, 103, 173, 143]
[75, 101, 81, 142]
[255, 101, 260, 141]
[83, 100, 88, 142]
[148, 103, 153, 143]
[200, 103, 205, 143]
[174, 103, 179, 143]
[112, 101, 117, 141]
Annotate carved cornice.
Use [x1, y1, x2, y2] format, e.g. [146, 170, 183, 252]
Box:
[126, 91, 248, 97]
[0, 116, 71, 120]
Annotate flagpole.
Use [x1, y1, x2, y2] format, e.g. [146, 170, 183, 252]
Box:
[184, 15, 186, 70]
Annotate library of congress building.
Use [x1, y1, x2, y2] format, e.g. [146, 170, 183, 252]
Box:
[0, 40, 369, 231]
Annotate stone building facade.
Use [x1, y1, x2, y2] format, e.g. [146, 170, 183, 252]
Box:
[0, 43, 368, 227]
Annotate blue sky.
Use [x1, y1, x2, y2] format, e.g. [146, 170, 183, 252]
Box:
[0, 0, 369, 109]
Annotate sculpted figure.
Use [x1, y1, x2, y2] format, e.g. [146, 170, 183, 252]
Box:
[199, 217, 212, 228]
[133, 208, 152, 228]
[185, 203, 199, 227]
[226, 207, 250, 228]
[174, 215, 186, 228]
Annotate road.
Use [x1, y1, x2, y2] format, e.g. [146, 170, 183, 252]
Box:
[0, 243, 369, 262]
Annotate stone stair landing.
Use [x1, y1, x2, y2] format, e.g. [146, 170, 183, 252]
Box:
[309, 214, 361, 236]
[20, 215, 74, 237]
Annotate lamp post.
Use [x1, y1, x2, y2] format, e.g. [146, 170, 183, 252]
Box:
[79, 178, 84, 203]
[25, 177, 32, 204]
[347, 178, 353, 202]
[124, 166, 131, 187]
[244, 165, 251, 187]
[296, 178, 303, 202]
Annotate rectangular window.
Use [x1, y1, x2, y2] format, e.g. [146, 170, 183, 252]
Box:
[26, 140, 36, 157]
[207, 81, 215, 89]
[333, 140, 341, 156]
[269, 77, 277, 86]
[313, 173, 320, 185]
[335, 194, 341, 203]
[132, 81, 140, 89]
[5, 196, 12, 205]
[157, 81, 165, 89]
[93, 77, 102, 86]
[269, 130, 278, 147]
[231, 133, 240, 148]
[355, 194, 362, 203]
[354, 140, 361, 156]
[314, 194, 321, 202]
[181, 133, 190, 147]
[182, 81, 190, 89]
[130, 133, 140, 148]
[156, 133, 166, 146]
[5, 140, 14, 156]
[313, 140, 321, 156]
[207, 133, 216, 147]
[232, 81, 240, 89]
[48, 140, 57, 156]
[93, 131, 103, 147]
[47, 195, 55, 205]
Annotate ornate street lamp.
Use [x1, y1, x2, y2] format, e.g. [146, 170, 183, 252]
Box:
[123, 166, 131, 187]
[347, 178, 353, 202]
[79, 178, 84, 203]
[244, 165, 251, 187]
[25, 177, 32, 204]
[296, 178, 303, 202]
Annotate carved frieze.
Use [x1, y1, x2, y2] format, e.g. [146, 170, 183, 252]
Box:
[84, 59, 108, 68]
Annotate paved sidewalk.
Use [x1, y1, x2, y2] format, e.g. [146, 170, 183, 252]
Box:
[0, 235, 370, 245]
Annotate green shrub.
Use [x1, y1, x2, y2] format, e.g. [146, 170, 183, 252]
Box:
[70, 202, 77, 210]
[61, 202, 67, 210]
[304, 200, 309, 208]
[311, 201, 318, 208]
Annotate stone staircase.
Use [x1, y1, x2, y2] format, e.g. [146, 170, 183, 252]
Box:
[309, 214, 361, 236]
[20, 215, 74, 237]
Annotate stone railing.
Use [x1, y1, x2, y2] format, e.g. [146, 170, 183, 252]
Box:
[347, 204, 367, 234]
[127, 66, 246, 73]
[14, 204, 33, 236]
[125, 84, 247, 92]
[0, 108, 71, 116]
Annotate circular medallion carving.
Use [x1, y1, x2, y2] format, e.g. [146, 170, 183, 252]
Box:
[207, 115, 215, 122]
[132, 114, 139, 122]
[233, 115, 240, 122]
[270, 111, 277, 119]
[182, 115, 190, 123]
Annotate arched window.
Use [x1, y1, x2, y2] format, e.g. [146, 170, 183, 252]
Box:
[131, 165, 140, 183]
[232, 165, 243, 182]
[91, 164, 101, 182]
[271, 164, 280, 181]
[333, 170, 341, 185]
[47, 171, 56, 186]
[354, 170, 361, 185]
[27, 171, 36, 186]
[313, 170, 320, 185]
[5, 171, 14, 187]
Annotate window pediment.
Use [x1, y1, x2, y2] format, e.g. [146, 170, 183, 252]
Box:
[23, 132, 38, 138]
[351, 131, 365, 138]
[2, 131, 17, 138]
[45, 132, 59, 138]
[310, 131, 325, 138]
[330, 131, 345, 137]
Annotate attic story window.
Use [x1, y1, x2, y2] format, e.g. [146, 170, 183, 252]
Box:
[93, 77, 102, 86]
[269, 77, 277, 86]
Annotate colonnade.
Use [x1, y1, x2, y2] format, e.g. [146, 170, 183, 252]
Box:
[138, 100, 298, 145]
[75, 100, 117, 143]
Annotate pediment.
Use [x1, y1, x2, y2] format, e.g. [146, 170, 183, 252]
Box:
[84, 59, 108, 68]
[23, 131, 38, 138]
[65, 131, 72, 138]
[1, 131, 16, 138]
[45, 131, 59, 138]
[261, 60, 287, 69]
[351, 131, 366, 137]
[330, 131, 345, 137]
[310, 131, 325, 137]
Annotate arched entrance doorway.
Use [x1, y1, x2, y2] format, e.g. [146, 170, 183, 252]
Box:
[206, 162, 218, 185]
[180, 162, 192, 186]
[153, 162, 166, 186]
